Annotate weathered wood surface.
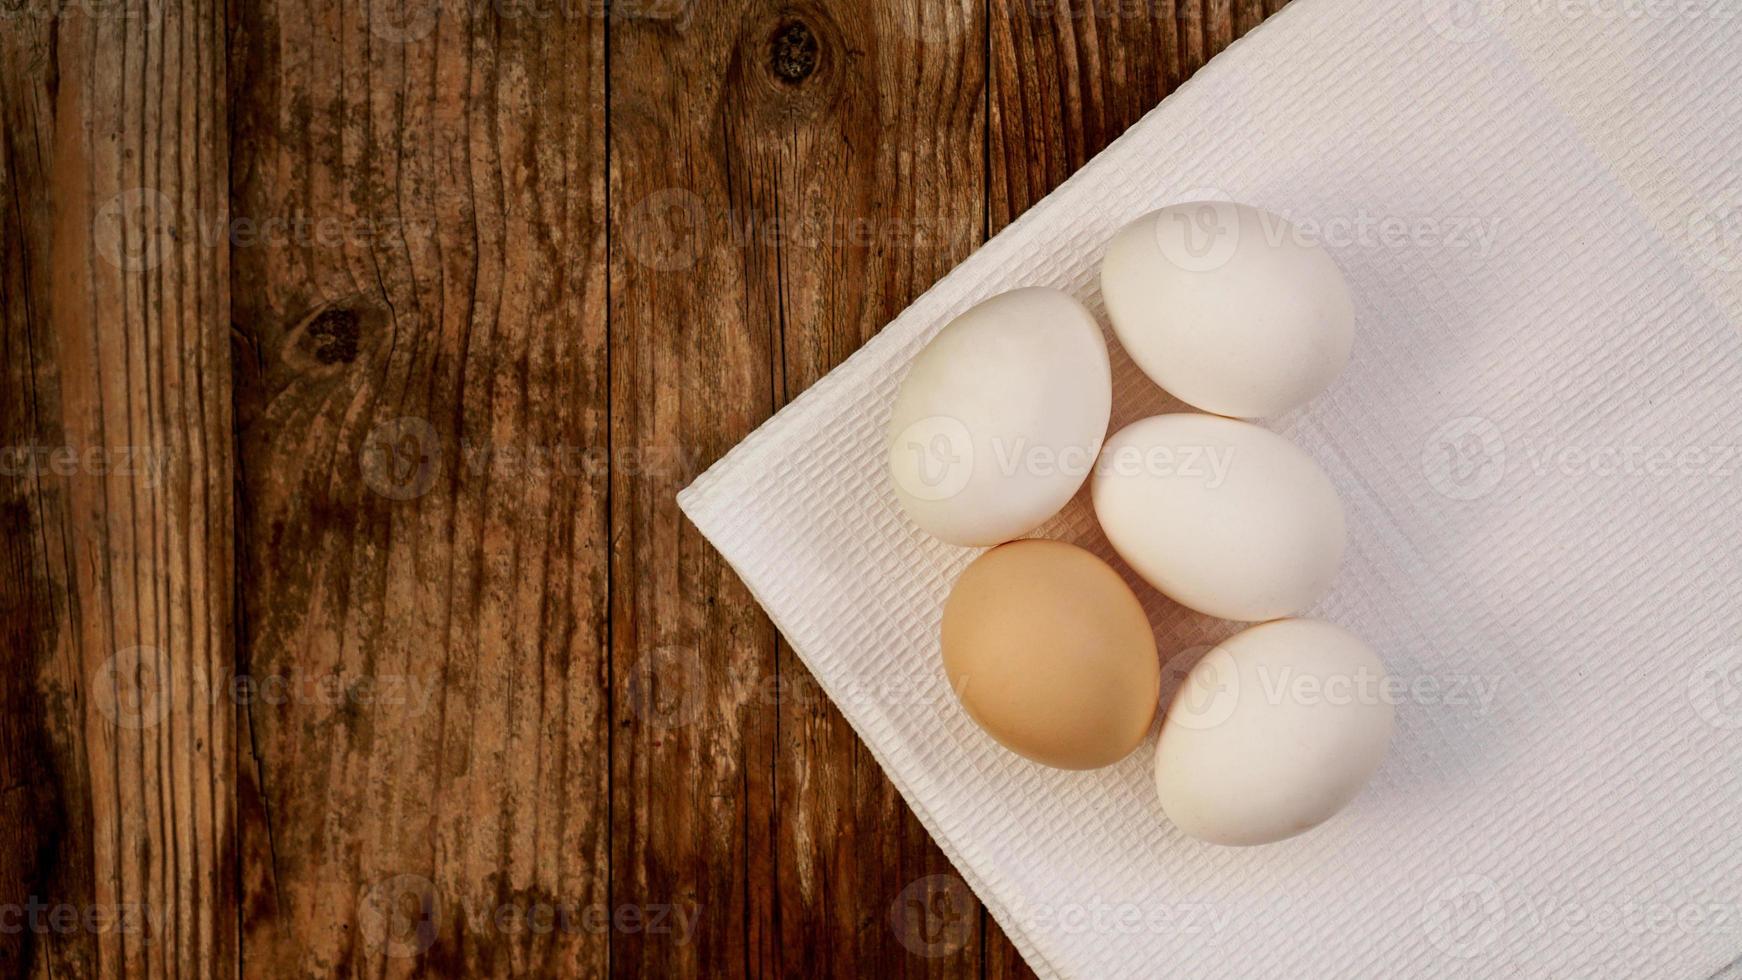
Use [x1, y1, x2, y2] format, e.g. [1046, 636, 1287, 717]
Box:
[227, 0, 611, 975]
[0, 0, 236, 976]
[2, 0, 1280, 975]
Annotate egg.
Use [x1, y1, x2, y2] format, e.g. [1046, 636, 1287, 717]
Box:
[1153, 619, 1394, 845]
[940, 539, 1159, 769]
[888, 288, 1112, 547]
[1091, 413, 1345, 621]
[1100, 201, 1354, 418]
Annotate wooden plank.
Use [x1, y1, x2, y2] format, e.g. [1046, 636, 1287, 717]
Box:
[610, 0, 992, 974]
[227, 1, 608, 974]
[606, 1, 781, 975]
[0, 1, 236, 976]
[759, 2, 988, 978]
[990, 0, 1280, 232]
[984, 1, 1282, 975]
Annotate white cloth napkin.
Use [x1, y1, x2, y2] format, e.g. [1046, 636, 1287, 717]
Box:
[677, 0, 1742, 975]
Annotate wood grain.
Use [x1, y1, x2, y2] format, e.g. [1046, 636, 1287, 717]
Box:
[607, 1, 782, 974]
[758, 0, 993, 971]
[610, 5, 995, 972]
[1, 0, 1284, 975]
[227, 0, 608, 974]
[990, 0, 1284, 229]
[0, 0, 236, 976]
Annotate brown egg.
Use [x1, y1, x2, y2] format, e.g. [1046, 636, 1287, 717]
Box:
[940, 539, 1160, 770]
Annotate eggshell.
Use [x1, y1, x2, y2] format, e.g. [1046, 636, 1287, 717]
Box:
[888, 288, 1111, 547]
[1100, 201, 1354, 418]
[1091, 413, 1344, 621]
[1153, 619, 1394, 845]
[940, 540, 1159, 770]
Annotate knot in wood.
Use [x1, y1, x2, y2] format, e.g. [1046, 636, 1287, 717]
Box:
[769, 21, 819, 84]
[308, 308, 360, 365]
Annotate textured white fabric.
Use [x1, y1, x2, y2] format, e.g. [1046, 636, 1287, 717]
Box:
[677, 1, 1742, 976]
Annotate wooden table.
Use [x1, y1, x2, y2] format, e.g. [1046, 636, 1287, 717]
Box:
[1, 0, 1283, 974]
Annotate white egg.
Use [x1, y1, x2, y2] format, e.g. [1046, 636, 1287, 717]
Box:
[888, 288, 1111, 547]
[1091, 413, 1344, 621]
[1154, 619, 1394, 846]
[1100, 201, 1354, 418]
